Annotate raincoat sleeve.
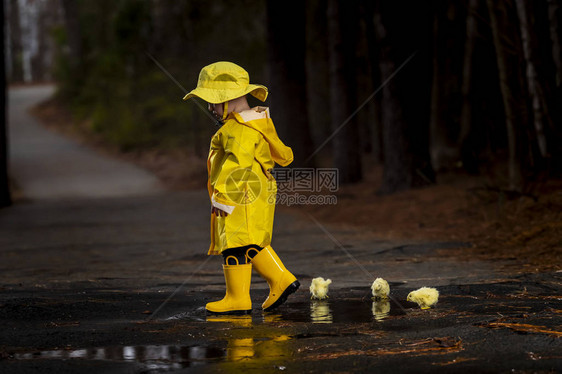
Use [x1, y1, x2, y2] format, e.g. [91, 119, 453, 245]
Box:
[211, 126, 259, 207]
[211, 196, 235, 214]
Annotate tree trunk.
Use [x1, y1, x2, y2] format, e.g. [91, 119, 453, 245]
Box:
[305, 0, 331, 164]
[459, 0, 479, 173]
[7, 0, 24, 83]
[429, 2, 467, 172]
[1, 0, 12, 208]
[327, 0, 361, 184]
[486, 0, 528, 191]
[266, 0, 314, 167]
[429, 8, 445, 171]
[31, 3, 46, 82]
[515, 0, 550, 158]
[547, 0, 562, 171]
[61, 0, 82, 69]
[362, 0, 383, 164]
[375, 1, 434, 194]
[549, 0, 562, 87]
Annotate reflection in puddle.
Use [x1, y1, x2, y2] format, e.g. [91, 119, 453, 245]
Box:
[228, 338, 254, 361]
[261, 313, 284, 323]
[201, 299, 396, 325]
[204, 315, 293, 361]
[206, 314, 253, 326]
[11, 345, 224, 369]
[227, 335, 292, 362]
[257, 299, 405, 324]
[310, 300, 333, 323]
[308, 299, 396, 323]
[9, 336, 293, 368]
[372, 300, 391, 321]
[166, 299, 405, 325]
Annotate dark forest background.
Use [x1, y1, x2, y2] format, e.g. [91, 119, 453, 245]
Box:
[2, 0, 562, 208]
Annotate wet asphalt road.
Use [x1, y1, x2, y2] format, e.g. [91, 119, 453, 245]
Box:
[8, 85, 162, 199]
[0, 87, 560, 373]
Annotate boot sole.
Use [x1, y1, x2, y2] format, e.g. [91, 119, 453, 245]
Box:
[264, 280, 300, 312]
[205, 308, 252, 315]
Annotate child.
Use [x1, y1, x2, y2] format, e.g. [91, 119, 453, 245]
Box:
[184, 61, 300, 314]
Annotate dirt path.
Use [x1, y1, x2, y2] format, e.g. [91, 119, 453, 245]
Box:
[8, 85, 163, 200]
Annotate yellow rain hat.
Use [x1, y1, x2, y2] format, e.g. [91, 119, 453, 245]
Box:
[183, 61, 268, 104]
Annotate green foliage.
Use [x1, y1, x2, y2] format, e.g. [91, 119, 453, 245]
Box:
[52, 0, 266, 151]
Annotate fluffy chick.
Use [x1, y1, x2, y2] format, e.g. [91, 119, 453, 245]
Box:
[310, 277, 332, 300]
[407, 287, 439, 309]
[371, 278, 390, 300]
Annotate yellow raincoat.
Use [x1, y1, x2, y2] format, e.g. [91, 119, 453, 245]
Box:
[207, 107, 293, 255]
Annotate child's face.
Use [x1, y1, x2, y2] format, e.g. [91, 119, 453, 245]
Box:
[208, 103, 224, 120]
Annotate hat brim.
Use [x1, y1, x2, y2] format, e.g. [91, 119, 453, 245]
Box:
[183, 84, 268, 103]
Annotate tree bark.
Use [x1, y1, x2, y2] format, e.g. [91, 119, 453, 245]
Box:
[547, 0, 562, 171]
[1, 0, 12, 207]
[515, 0, 550, 158]
[7, 0, 24, 82]
[486, 0, 528, 191]
[548, 0, 562, 87]
[459, 0, 479, 173]
[61, 0, 82, 69]
[375, 0, 434, 194]
[327, 0, 361, 183]
[429, 7, 446, 171]
[305, 0, 331, 163]
[428, 2, 467, 171]
[266, 0, 314, 167]
[362, 0, 383, 164]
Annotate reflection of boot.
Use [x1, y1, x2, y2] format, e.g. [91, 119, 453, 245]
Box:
[255, 335, 292, 360]
[261, 313, 283, 323]
[206, 263, 252, 315]
[250, 246, 300, 311]
[227, 338, 255, 361]
[206, 315, 253, 327]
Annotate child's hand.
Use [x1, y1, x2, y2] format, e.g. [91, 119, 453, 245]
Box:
[211, 206, 229, 217]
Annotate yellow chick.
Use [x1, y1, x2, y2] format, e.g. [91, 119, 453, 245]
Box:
[310, 277, 332, 300]
[371, 278, 390, 299]
[407, 287, 439, 309]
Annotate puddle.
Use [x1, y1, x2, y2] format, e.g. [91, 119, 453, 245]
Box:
[269, 299, 404, 324]
[7, 336, 295, 368]
[6, 285, 560, 371]
[308, 300, 391, 323]
[162, 288, 558, 328]
[9, 345, 224, 369]
[165, 299, 404, 324]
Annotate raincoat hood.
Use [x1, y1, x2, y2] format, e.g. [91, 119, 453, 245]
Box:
[183, 61, 268, 104]
[233, 107, 293, 167]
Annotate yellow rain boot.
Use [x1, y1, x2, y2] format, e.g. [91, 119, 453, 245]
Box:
[206, 260, 252, 315]
[249, 246, 300, 311]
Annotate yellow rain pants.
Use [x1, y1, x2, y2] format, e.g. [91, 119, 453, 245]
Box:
[207, 107, 293, 255]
